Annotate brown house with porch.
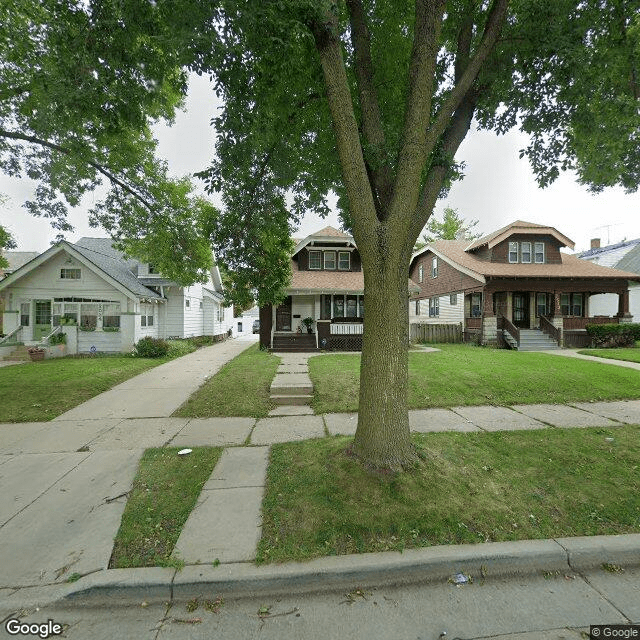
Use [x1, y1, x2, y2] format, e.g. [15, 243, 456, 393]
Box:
[260, 226, 419, 351]
[409, 221, 640, 349]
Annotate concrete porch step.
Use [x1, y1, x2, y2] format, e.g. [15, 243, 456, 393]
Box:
[270, 394, 314, 406]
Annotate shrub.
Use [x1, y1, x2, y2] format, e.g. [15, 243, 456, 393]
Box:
[166, 339, 197, 358]
[134, 336, 170, 358]
[48, 332, 66, 345]
[586, 323, 640, 348]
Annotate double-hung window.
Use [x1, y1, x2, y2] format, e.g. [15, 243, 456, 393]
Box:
[561, 294, 570, 316]
[508, 242, 519, 263]
[521, 242, 532, 263]
[572, 293, 583, 317]
[308, 250, 321, 270]
[418, 264, 423, 283]
[324, 251, 336, 270]
[534, 242, 545, 263]
[429, 297, 439, 317]
[415, 300, 420, 315]
[471, 293, 482, 318]
[338, 251, 350, 270]
[431, 257, 438, 278]
[536, 293, 548, 317]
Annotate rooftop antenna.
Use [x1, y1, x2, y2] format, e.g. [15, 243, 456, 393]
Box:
[594, 223, 623, 245]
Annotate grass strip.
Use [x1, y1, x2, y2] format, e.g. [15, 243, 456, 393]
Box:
[578, 348, 640, 364]
[110, 447, 222, 568]
[309, 344, 640, 414]
[257, 426, 640, 564]
[174, 344, 280, 418]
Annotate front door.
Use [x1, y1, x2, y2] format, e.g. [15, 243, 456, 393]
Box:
[512, 293, 529, 328]
[275, 296, 292, 331]
[33, 300, 52, 339]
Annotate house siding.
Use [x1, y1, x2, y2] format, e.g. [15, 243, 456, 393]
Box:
[410, 292, 464, 324]
[183, 284, 205, 337]
[78, 330, 122, 353]
[490, 235, 563, 264]
[162, 287, 185, 338]
[410, 250, 482, 298]
[296, 248, 361, 272]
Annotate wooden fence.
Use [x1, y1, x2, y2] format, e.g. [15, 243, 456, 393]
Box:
[410, 322, 462, 344]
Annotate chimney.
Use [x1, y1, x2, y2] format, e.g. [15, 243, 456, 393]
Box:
[590, 238, 601, 249]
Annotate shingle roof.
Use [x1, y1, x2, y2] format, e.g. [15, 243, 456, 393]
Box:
[312, 225, 350, 238]
[578, 238, 640, 260]
[431, 239, 640, 281]
[72, 238, 163, 299]
[465, 220, 574, 251]
[615, 244, 640, 276]
[2, 252, 39, 273]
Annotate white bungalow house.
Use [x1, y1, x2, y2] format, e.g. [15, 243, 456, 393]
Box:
[0, 237, 234, 356]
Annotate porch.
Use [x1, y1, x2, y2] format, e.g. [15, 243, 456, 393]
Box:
[464, 284, 631, 349]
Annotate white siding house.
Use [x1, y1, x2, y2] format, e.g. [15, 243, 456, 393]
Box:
[409, 291, 465, 325]
[0, 238, 235, 355]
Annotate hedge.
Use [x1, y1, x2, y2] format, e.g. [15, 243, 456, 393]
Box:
[585, 323, 640, 348]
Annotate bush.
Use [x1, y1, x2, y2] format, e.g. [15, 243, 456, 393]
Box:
[166, 339, 197, 358]
[134, 337, 170, 358]
[586, 323, 640, 348]
[49, 332, 66, 345]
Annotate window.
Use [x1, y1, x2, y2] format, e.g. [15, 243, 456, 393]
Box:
[450, 293, 457, 306]
[346, 295, 358, 317]
[572, 293, 583, 317]
[508, 242, 519, 263]
[418, 264, 424, 283]
[324, 251, 336, 270]
[521, 242, 531, 263]
[103, 303, 121, 328]
[338, 251, 350, 270]
[81, 304, 98, 329]
[333, 296, 345, 318]
[217, 304, 225, 322]
[60, 268, 81, 279]
[432, 257, 438, 278]
[308, 250, 321, 270]
[359, 295, 364, 318]
[561, 294, 570, 316]
[185, 298, 190, 308]
[20, 302, 29, 327]
[471, 293, 482, 318]
[536, 293, 548, 317]
[199, 300, 203, 309]
[415, 300, 420, 315]
[429, 297, 439, 317]
[52, 302, 63, 326]
[321, 294, 332, 320]
[534, 242, 545, 263]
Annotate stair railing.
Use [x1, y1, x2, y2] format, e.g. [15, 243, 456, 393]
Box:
[499, 314, 520, 346]
[539, 315, 560, 345]
[0, 325, 22, 346]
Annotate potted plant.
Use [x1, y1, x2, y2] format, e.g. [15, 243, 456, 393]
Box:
[27, 346, 46, 361]
[302, 317, 314, 334]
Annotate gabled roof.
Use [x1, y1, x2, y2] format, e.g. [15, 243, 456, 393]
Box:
[292, 226, 354, 256]
[422, 239, 640, 281]
[614, 243, 640, 275]
[578, 237, 640, 261]
[465, 220, 575, 252]
[0, 240, 163, 300]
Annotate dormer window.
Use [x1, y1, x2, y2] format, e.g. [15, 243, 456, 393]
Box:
[324, 251, 336, 270]
[534, 242, 545, 263]
[521, 242, 531, 263]
[309, 250, 321, 270]
[508, 242, 518, 263]
[338, 251, 350, 270]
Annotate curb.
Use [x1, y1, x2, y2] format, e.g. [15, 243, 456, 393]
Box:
[2, 534, 638, 609]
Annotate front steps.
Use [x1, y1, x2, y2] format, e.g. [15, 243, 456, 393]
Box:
[516, 329, 560, 351]
[1, 345, 30, 361]
[271, 333, 317, 352]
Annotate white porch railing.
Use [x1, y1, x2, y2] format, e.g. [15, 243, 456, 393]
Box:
[0, 325, 22, 345]
[330, 323, 363, 335]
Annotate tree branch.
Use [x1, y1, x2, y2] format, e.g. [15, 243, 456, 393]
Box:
[309, 6, 379, 251]
[388, 0, 446, 228]
[346, 0, 393, 212]
[423, 0, 509, 158]
[0, 128, 154, 210]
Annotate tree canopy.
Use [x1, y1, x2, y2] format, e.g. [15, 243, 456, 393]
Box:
[414, 207, 480, 250]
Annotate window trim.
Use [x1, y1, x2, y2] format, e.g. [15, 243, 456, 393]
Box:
[450, 293, 457, 306]
[415, 299, 420, 315]
[534, 242, 545, 264]
[508, 242, 519, 263]
[521, 241, 532, 263]
[429, 296, 440, 317]
[418, 264, 423, 283]
[431, 257, 438, 278]
[324, 251, 337, 270]
[60, 267, 81, 280]
[337, 251, 350, 271]
[308, 250, 321, 270]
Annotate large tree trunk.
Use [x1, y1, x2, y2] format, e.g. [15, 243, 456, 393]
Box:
[352, 240, 417, 469]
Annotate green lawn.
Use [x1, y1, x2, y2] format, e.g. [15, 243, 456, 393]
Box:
[110, 447, 222, 568]
[309, 344, 640, 414]
[578, 347, 640, 364]
[174, 344, 280, 419]
[257, 426, 640, 564]
[0, 356, 167, 423]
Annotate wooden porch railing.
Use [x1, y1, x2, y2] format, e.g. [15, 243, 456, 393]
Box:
[563, 316, 619, 330]
[465, 317, 482, 329]
[0, 325, 22, 345]
[540, 315, 561, 344]
[499, 314, 520, 345]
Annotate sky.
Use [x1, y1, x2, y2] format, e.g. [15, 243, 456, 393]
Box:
[1, 73, 638, 255]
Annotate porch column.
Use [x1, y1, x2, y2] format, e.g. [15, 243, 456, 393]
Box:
[552, 292, 562, 316]
[481, 290, 497, 345]
[551, 291, 564, 346]
[617, 289, 632, 322]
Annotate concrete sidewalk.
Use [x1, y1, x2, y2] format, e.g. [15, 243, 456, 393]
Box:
[540, 348, 640, 371]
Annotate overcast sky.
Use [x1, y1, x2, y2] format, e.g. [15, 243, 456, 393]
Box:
[1, 73, 638, 255]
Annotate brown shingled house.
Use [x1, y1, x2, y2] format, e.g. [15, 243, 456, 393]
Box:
[409, 221, 640, 350]
[260, 226, 420, 351]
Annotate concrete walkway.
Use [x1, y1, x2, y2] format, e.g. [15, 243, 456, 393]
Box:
[540, 347, 640, 370]
[1, 339, 640, 611]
